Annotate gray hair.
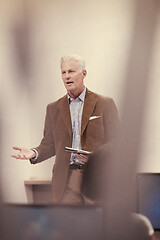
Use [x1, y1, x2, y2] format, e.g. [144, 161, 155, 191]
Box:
[60, 54, 86, 71]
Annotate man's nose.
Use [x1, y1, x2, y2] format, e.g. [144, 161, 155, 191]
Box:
[65, 72, 70, 79]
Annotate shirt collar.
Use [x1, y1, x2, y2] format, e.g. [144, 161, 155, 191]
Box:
[67, 86, 86, 104]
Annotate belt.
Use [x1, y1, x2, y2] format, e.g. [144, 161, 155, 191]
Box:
[69, 164, 85, 170]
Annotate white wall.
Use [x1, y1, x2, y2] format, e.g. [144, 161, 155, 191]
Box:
[139, 22, 160, 172]
[0, 0, 160, 203]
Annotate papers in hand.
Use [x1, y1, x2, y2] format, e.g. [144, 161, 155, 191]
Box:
[65, 147, 91, 155]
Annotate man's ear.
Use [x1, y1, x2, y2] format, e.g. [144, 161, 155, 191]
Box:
[82, 70, 87, 78]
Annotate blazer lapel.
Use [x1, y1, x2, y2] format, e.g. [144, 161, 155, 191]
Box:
[58, 95, 72, 137]
[81, 89, 98, 135]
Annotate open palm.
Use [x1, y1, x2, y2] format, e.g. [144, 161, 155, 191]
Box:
[12, 147, 36, 160]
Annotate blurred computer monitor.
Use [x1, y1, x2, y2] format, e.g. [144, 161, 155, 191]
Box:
[137, 173, 160, 231]
[5, 204, 103, 240]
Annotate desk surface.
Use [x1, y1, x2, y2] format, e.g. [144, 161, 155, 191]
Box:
[24, 180, 51, 185]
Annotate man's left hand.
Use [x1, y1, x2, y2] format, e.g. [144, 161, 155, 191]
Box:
[75, 153, 89, 163]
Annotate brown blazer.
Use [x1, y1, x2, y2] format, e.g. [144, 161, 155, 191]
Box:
[32, 88, 120, 203]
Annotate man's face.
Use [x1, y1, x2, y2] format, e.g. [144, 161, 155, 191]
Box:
[61, 59, 86, 96]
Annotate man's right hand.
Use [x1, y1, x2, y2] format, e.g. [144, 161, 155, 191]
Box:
[12, 147, 36, 160]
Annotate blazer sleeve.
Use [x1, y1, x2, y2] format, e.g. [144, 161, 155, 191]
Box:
[101, 97, 120, 153]
[31, 104, 56, 163]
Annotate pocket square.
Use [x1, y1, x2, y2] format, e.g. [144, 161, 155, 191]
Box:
[89, 115, 101, 120]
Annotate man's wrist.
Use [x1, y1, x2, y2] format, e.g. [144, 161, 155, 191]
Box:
[30, 149, 38, 163]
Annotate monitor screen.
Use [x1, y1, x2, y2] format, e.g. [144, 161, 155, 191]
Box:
[5, 204, 103, 240]
[137, 173, 160, 230]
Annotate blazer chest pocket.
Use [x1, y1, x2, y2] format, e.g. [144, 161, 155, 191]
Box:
[87, 116, 104, 137]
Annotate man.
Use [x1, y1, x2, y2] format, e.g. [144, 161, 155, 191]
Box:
[12, 54, 120, 204]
